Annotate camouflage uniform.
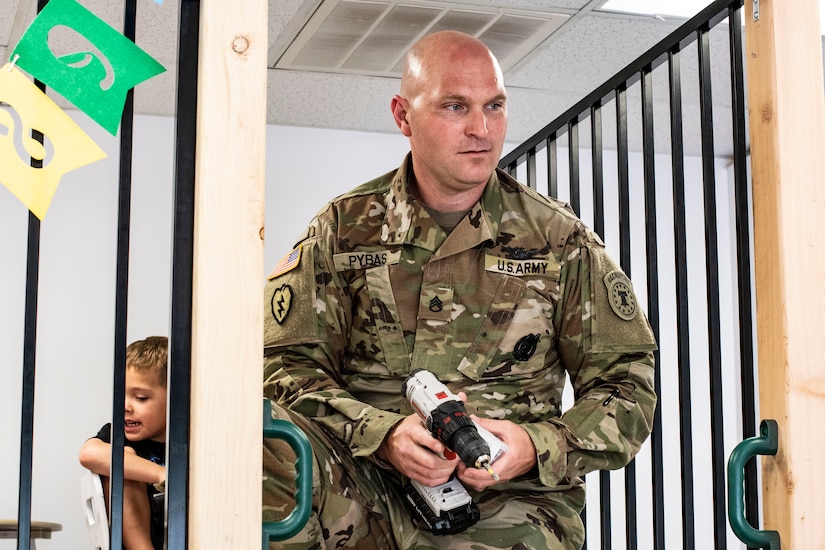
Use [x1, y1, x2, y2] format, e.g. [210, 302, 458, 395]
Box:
[263, 155, 657, 549]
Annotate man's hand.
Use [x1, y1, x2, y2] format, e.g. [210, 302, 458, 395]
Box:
[455, 415, 536, 492]
[375, 414, 460, 487]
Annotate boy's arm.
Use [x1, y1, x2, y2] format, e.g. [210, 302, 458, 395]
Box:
[79, 438, 166, 486]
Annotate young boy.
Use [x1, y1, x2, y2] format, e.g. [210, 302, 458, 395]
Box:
[79, 336, 168, 550]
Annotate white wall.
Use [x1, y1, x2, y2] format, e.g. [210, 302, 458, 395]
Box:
[263, 125, 413, 267]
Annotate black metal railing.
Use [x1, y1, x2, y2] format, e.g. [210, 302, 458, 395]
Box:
[165, 1, 200, 548]
[500, 0, 757, 548]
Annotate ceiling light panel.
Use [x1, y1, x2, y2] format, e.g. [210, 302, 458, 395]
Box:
[275, 0, 570, 77]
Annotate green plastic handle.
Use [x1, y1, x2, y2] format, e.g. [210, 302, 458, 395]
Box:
[262, 399, 313, 546]
[727, 419, 780, 550]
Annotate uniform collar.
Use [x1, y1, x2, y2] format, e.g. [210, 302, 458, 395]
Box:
[380, 154, 500, 254]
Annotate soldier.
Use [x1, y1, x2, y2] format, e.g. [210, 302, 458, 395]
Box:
[263, 30, 657, 550]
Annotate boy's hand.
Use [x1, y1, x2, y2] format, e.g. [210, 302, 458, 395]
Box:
[153, 470, 166, 493]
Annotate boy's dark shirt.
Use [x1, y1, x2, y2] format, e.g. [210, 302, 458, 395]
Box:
[94, 423, 165, 550]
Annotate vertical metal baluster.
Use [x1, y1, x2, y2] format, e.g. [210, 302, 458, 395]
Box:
[728, 6, 760, 546]
[16, 2, 49, 548]
[591, 102, 605, 239]
[616, 85, 630, 270]
[17, 206, 39, 550]
[526, 149, 537, 190]
[589, 100, 607, 550]
[166, 0, 200, 548]
[697, 25, 728, 550]
[615, 122, 635, 550]
[639, 65, 659, 550]
[107, 2, 138, 547]
[568, 119, 580, 215]
[669, 47, 697, 550]
[547, 134, 558, 198]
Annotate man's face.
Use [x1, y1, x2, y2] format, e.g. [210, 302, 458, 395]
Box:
[124, 367, 167, 443]
[398, 48, 508, 197]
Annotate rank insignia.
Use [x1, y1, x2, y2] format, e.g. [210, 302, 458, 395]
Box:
[604, 270, 637, 320]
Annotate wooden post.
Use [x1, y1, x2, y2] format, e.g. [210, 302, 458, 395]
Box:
[189, 0, 267, 546]
[744, 0, 825, 545]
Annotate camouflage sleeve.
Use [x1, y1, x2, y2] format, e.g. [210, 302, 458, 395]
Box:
[263, 212, 404, 458]
[522, 227, 657, 487]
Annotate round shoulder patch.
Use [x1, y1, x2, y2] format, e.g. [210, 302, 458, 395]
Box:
[603, 270, 637, 321]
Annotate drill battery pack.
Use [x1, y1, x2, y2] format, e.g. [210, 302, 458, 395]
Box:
[403, 476, 480, 535]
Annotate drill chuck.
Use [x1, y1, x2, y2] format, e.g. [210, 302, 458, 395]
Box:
[426, 399, 492, 470]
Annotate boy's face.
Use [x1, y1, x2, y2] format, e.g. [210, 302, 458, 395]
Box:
[124, 367, 167, 443]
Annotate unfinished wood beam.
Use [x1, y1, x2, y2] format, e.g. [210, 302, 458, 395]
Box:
[189, 0, 267, 546]
[744, 0, 825, 546]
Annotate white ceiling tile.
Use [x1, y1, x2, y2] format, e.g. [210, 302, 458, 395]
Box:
[275, 0, 569, 76]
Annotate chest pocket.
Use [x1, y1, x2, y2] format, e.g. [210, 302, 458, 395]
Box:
[364, 264, 410, 374]
[334, 249, 410, 375]
[457, 273, 558, 381]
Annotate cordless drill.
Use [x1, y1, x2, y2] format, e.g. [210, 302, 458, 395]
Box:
[402, 368, 506, 477]
[400, 369, 508, 535]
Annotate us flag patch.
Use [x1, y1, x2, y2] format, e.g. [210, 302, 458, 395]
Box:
[268, 245, 302, 280]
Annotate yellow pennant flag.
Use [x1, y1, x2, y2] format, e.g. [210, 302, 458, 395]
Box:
[0, 63, 107, 219]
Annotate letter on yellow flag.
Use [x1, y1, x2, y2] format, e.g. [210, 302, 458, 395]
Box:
[0, 64, 107, 219]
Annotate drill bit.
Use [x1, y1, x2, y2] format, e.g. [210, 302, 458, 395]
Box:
[479, 458, 499, 480]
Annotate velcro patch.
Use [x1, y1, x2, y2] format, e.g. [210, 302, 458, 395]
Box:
[270, 284, 293, 325]
[604, 270, 637, 320]
[333, 250, 400, 271]
[485, 254, 559, 278]
[268, 245, 303, 280]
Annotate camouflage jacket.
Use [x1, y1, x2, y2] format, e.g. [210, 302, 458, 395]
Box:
[264, 155, 657, 489]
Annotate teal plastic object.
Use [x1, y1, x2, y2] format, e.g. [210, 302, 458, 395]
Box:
[727, 419, 780, 550]
[262, 399, 313, 546]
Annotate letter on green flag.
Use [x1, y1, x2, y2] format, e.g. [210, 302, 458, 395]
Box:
[0, 64, 107, 219]
[11, 0, 166, 135]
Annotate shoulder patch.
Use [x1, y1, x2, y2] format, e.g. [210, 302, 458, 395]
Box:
[270, 284, 293, 325]
[268, 245, 302, 280]
[604, 270, 637, 320]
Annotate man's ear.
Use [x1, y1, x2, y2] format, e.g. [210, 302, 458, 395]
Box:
[391, 95, 412, 137]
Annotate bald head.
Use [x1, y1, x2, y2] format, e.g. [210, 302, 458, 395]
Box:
[400, 31, 505, 105]
[389, 30, 508, 211]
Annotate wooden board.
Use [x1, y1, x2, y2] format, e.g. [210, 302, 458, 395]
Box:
[189, 0, 267, 546]
[744, 0, 825, 546]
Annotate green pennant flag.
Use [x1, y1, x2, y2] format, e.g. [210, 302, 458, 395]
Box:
[11, 0, 166, 135]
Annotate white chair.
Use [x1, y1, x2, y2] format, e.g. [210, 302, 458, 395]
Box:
[80, 470, 110, 550]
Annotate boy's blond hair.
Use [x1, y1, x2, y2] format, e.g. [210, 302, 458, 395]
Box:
[125, 336, 168, 388]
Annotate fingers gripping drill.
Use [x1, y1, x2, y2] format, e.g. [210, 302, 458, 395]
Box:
[402, 369, 504, 480]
